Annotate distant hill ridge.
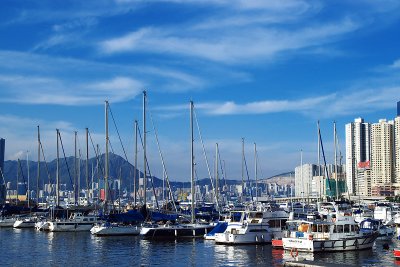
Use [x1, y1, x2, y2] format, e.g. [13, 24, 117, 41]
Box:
[2, 153, 293, 190]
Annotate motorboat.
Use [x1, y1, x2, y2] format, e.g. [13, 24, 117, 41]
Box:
[282, 213, 378, 252]
[215, 211, 272, 245]
[90, 222, 140, 236]
[48, 212, 98, 232]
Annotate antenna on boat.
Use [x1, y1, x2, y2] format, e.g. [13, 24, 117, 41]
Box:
[56, 129, 60, 207]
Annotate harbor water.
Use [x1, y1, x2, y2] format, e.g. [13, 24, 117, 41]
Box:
[0, 228, 398, 266]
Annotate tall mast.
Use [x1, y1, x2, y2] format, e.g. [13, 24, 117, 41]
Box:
[78, 149, 81, 204]
[56, 129, 60, 207]
[86, 128, 89, 201]
[74, 131, 78, 205]
[26, 151, 30, 208]
[300, 149, 304, 201]
[37, 126, 40, 204]
[134, 120, 138, 206]
[317, 121, 321, 200]
[143, 91, 147, 207]
[254, 143, 258, 203]
[215, 143, 219, 207]
[16, 159, 19, 204]
[105, 101, 109, 206]
[334, 121, 339, 200]
[241, 137, 245, 200]
[190, 101, 195, 224]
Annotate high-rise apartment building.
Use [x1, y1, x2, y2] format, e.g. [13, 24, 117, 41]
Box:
[395, 117, 400, 183]
[371, 119, 394, 186]
[345, 118, 371, 195]
[295, 164, 320, 197]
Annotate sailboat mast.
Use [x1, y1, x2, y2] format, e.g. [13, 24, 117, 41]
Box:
[254, 143, 258, 203]
[334, 121, 339, 200]
[26, 151, 30, 208]
[317, 121, 321, 200]
[241, 138, 245, 200]
[134, 120, 138, 206]
[86, 128, 89, 201]
[215, 143, 219, 207]
[56, 129, 60, 207]
[74, 131, 78, 205]
[143, 91, 147, 208]
[37, 125, 40, 204]
[105, 101, 109, 207]
[190, 101, 195, 224]
[300, 149, 304, 202]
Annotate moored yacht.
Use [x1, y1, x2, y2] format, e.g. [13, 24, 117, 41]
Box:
[90, 222, 140, 236]
[282, 213, 378, 252]
[214, 211, 272, 245]
[13, 216, 37, 228]
[48, 212, 97, 232]
[0, 216, 17, 227]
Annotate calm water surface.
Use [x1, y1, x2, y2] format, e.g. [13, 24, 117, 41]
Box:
[0, 228, 398, 266]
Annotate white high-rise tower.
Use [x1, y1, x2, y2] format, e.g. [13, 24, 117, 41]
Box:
[345, 118, 371, 195]
[371, 119, 394, 187]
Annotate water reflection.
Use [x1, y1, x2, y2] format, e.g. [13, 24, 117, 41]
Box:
[1, 229, 400, 266]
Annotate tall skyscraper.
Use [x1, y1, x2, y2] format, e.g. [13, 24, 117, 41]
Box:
[394, 117, 400, 183]
[345, 118, 371, 195]
[371, 119, 394, 187]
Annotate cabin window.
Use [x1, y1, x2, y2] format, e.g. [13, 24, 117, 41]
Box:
[323, 225, 329, 233]
[231, 229, 237, 234]
[336, 225, 343, 233]
[255, 213, 263, 219]
[317, 225, 323, 232]
[344, 224, 350, 233]
[312, 225, 317, 232]
[83, 219, 88, 221]
[355, 225, 359, 232]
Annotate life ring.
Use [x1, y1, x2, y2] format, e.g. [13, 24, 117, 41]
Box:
[290, 247, 299, 258]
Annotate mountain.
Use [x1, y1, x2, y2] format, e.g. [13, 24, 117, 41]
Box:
[2, 153, 290, 191]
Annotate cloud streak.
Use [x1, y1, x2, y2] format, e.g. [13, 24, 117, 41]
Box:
[156, 86, 400, 118]
[99, 19, 359, 64]
[0, 50, 207, 105]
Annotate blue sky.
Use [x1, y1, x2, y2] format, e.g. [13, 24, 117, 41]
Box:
[0, 0, 399, 182]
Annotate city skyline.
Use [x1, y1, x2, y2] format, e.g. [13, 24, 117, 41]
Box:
[0, 1, 400, 181]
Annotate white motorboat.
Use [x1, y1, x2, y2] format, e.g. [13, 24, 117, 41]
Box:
[48, 212, 97, 232]
[13, 217, 37, 228]
[215, 211, 272, 245]
[0, 216, 17, 227]
[282, 213, 378, 252]
[90, 222, 140, 236]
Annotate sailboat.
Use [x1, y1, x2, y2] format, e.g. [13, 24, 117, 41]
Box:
[140, 101, 214, 239]
[90, 100, 143, 236]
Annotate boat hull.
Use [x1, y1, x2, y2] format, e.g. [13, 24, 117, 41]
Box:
[0, 218, 16, 227]
[140, 224, 214, 239]
[90, 225, 140, 236]
[13, 220, 36, 228]
[282, 233, 378, 252]
[49, 222, 94, 232]
[215, 232, 272, 245]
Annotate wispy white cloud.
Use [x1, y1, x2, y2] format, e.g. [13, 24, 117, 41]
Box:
[99, 18, 359, 64]
[155, 86, 400, 118]
[0, 50, 207, 105]
[0, 74, 143, 105]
